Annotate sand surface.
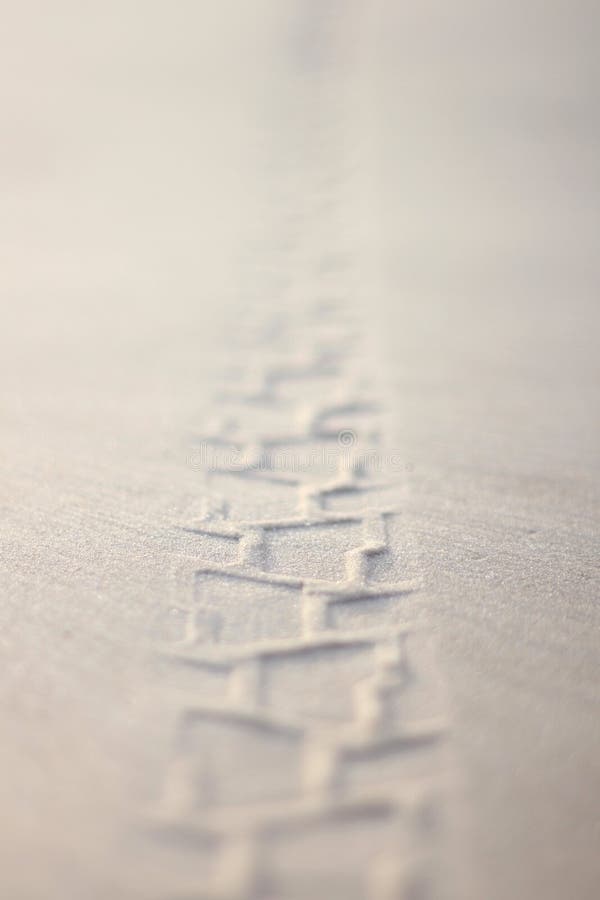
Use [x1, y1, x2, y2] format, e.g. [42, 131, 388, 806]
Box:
[1, 3, 599, 898]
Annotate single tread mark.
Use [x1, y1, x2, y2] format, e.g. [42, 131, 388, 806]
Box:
[149, 5, 449, 898]
[150, 299, 448, 899]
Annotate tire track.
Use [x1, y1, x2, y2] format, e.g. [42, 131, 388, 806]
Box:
[148, 5, 450, 898]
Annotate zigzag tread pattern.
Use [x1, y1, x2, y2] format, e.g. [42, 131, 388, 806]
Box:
[147, 304, 447, 900]
[147, 7, 448, 898]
